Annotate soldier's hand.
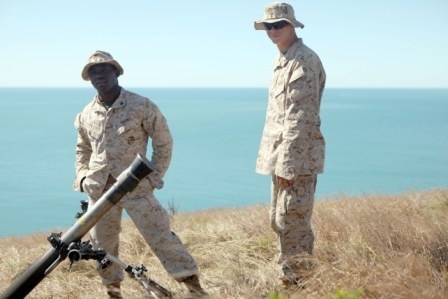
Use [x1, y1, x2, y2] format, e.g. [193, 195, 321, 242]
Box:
[276, 176, 294, 187]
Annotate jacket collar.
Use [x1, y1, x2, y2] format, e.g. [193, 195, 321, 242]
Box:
[94, 88, 127, 110]
[274, 38, 304, 69]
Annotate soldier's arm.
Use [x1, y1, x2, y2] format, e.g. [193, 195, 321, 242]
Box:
[143, 100, 173, 189]
[73, 113, 92, 192]
[275, 62, 321, 180]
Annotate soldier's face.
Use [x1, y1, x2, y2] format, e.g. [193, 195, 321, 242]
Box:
[88, 64, 119, 94]
[266, 22, 293, 45]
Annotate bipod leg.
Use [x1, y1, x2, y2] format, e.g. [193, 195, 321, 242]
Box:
[104, 253, 174, 299]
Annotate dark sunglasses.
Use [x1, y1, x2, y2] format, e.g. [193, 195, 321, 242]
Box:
[264, 21, 289, 31]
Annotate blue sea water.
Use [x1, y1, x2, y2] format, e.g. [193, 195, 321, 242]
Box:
[0, 88, 447, 237]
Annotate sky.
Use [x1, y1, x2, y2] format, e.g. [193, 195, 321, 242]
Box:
[0, 0, 447, 88]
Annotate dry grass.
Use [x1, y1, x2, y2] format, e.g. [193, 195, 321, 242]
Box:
[1, 189, 447, 298]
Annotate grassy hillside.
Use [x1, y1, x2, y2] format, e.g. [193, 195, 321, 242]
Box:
[1, 189, 447, 298]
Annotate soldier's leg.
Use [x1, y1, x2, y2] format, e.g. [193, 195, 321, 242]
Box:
[89, 198, 124, 286]
[270, 175, 283, 262]
[270, 175, 279, 232]
[275, 175, 317, 284]
[123, 194, 199, 279]
[124, 195, 207, 295]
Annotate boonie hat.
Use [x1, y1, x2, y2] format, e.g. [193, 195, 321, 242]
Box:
[254, 2, 304, 30]
[81, 50, 124, 81]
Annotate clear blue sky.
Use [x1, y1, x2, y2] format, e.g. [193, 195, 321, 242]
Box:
[1, 0, 447, 88]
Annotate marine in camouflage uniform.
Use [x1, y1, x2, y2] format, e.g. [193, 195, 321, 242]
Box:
[74, 51, 207, 298]
[254, 3, 326, 284]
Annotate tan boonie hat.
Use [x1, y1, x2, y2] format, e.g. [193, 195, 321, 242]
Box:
[254, 2, 304, 30]
[81, 50, 124, 81]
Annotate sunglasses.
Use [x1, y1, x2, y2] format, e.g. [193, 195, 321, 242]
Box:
[264, 21, 289, 31]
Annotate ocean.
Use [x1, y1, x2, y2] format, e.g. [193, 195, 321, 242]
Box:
[0, 88, 447, 237]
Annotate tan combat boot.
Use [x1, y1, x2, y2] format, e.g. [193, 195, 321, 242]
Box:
[106, 282, 123, 299]
[280, 254, 316, 288]
[180, 275, 208, 297]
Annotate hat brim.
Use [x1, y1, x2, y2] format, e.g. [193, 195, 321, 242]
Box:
[81, 60, 124, 81]
[254, 18, 305, 30]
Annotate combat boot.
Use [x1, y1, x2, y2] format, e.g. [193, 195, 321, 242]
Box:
[280, 254, 316, 288]
[106, 282, 123, 299]
[280, 263, 301, 286]
[180, 275, 208, 297]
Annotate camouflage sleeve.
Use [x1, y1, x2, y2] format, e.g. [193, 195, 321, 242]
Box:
[275, 64, 322, 180]
[319, 64, 326, 103]
[73, 113, 92, 191]
[143, 100, 173, 189]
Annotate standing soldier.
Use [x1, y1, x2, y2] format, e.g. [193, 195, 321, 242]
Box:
[74, 51, 207, 298]
[254, 2, 326, 285]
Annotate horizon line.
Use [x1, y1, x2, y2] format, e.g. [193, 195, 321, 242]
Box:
[1, 86, 448, 89]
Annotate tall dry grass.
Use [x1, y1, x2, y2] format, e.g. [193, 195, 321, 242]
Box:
[0, 189, 447, 298]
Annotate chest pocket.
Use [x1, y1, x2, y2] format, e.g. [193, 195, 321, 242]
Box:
[272, 65, 305, 97]
[116, 118, 141, 136]
[86, 121, 103, 141]
[82, 110, 106, 142]
[288, 66, 308, 102]
[270, 67, 288, 113]
[290, 66, 305, 84]
[271, 69, 286, 98]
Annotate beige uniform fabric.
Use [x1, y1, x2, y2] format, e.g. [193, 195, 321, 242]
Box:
[256, 39, 326, 264]
[271, 174, 316, 262]
[73, 88, 171, 197]
[74, 88, 198, 284]
[256, 38, 326, 179]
